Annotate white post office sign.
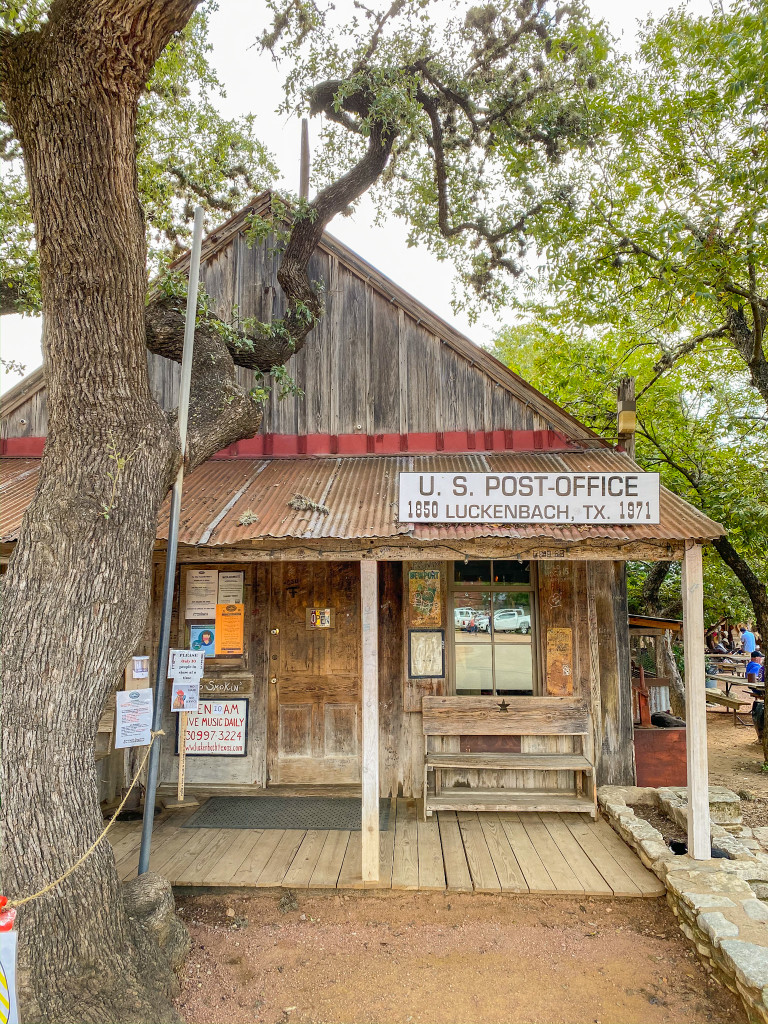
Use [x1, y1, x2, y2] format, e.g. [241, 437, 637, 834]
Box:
[398, 472, 660, 524]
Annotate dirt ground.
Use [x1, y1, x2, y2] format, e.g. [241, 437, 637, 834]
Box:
[707, 706, 768, 827]
[175, 890, 746, 1024]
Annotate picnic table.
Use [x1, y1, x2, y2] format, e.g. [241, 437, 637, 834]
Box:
[704, 688, 752, 726]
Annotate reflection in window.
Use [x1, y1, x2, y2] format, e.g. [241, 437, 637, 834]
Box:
[453, 562, 534, 695]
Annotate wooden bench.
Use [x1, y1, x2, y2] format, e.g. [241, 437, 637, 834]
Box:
[705, 688, 752, 727]
[422, 696, 597, 820]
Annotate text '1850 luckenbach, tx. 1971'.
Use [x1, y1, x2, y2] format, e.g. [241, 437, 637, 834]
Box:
[398, 472, 660, 524]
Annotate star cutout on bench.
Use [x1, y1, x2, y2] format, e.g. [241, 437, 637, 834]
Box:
[496, 700, 510, 712]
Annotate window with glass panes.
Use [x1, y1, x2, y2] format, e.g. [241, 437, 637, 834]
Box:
[450, 560, 537, 696]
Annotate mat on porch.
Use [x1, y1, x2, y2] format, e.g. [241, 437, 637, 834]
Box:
[181, 796, 392, 831]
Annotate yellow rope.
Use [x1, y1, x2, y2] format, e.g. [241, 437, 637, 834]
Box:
[7, 729, 165, 910]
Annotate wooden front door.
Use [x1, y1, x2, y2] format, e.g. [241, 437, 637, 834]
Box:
[268, 562, 361, 785]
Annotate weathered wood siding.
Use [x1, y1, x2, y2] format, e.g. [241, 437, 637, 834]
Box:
[143, 234, 558, 438]
[1, 386, 47, 439]
[587, 561, 635, 785]
[378, 561, 424, 797]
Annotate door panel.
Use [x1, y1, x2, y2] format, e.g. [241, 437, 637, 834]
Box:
[269, 562, 361, 784]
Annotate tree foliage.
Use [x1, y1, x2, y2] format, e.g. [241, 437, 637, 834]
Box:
[519, 0, 768, 408]
[264, 0, 611, 318]
[0, 1, 277, 316]
[492, 322, 768, 632]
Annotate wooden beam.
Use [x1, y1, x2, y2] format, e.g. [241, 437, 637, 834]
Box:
[169, 539, 687, 564]
[360, 559, 379, 882]
[682, 542, 710, 860]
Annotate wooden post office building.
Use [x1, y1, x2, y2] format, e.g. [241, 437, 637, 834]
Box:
[1, 193, 723, 880]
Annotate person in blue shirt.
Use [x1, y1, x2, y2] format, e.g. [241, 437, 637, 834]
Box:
[746, 652, 764, 685]
[740, 624, 757, 655]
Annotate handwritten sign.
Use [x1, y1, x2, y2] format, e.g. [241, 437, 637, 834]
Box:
[185, 569, 218, 619]
[199, 676, 252, 696]
[115, 688, 153, 748]
[168, 649, 205, 681]
[215, 603, 245, 655]
[546, 627, 573, 696]
[179, 699, 248, 756]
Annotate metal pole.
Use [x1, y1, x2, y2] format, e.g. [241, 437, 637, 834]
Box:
[138, 206, 205, 875]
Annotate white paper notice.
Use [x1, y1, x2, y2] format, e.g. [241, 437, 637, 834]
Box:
[168, 649, 205, 681]
[115, 688, 153, 749]
[185, 568, 218, 619]
[132, 655, 149, 679]
[170, 681, 200, 713]
[218, 570, 244, 604]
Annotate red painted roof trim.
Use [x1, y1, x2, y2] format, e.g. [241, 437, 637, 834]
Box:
[0, 429, 585, 462]
[1, 437, 46, 457]
[210, 429, 584, 459]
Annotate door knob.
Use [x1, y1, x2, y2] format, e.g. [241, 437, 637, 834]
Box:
[270, 677, 278, 685]
[271, 627, 280, 635]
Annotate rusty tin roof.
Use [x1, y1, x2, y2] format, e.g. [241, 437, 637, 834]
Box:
[1, 451, 722, 548]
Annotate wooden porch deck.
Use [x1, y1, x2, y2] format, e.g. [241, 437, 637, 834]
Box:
[109, 799, 663, 897]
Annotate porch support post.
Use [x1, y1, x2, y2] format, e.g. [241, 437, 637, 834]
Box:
[682, 541, 710, 859]
[360, 559, 380, 882]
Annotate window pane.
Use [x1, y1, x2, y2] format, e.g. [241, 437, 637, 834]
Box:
[494, 642, 533, 694]
[454, 593, 491, 642]
[492, 592, 533, 694]
[492, 560, 531, 585]
[453, 560, 491, 584]
[455, 643, 493, 695]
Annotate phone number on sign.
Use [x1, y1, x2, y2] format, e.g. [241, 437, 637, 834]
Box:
[189, 729, 242, 741]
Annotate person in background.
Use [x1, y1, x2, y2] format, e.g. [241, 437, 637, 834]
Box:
[746, 652, 765, 687]
[740, 623, 757, 655]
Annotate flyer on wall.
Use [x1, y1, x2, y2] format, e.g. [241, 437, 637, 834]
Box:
[189, 625, 216, 658]
[170, 682, 200, 713]
[185, 568, 218, 619]
[214, 603, 245, 655]
[115, 688, 153, 748]
[217, 570, 244, 604]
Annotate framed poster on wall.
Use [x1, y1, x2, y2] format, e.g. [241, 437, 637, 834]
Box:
[408, 629, 445, 678]
[408, 569, 442, 627]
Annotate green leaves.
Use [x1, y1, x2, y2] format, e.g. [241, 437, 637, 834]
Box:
[2, 3, 278, 309]
[263, 0, 613, 312]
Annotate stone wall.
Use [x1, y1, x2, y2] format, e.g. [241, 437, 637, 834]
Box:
[600, 785, 768, 1024]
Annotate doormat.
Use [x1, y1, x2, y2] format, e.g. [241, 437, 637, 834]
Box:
[181, 796, 392, 831]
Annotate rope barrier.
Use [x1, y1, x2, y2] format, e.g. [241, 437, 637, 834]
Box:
[6, 729, 165, 910]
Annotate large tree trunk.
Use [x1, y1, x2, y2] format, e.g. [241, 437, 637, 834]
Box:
[660, 631, 686, 720]
[0, 6, 197, 1021]
[0, 11, 400, 1020]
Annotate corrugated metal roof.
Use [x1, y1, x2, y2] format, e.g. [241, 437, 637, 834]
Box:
[1, 459, 41, 542]
[0, 452, 724, 548]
